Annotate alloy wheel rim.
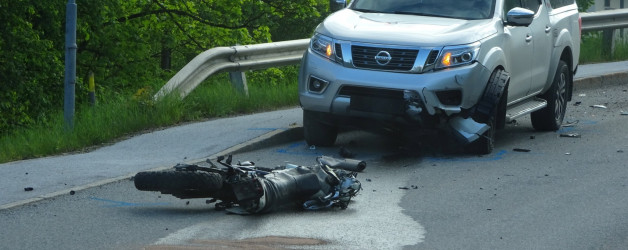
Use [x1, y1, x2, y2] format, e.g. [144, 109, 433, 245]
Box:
[554, 71, 567, 122]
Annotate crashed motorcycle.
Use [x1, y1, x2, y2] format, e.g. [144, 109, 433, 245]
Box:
[134, 155, 365, 214]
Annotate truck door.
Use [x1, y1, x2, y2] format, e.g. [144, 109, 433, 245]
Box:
[503, 0, 533, 103]
[526, 0, 553, 94]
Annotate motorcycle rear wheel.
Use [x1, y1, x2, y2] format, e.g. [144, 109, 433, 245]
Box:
[134, 170, 223, 199]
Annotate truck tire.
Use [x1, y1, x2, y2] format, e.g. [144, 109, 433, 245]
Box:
[531, 60, 569, 131]
[303, 110, 338, 147]
[134, 170, 223, 199]
[467, 69, 509, 155]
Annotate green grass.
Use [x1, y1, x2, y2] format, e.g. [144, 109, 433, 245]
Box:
[580, 31, 628, 63]
[0, 73, 298, 163]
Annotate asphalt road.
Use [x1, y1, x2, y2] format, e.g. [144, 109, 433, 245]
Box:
[1, 78, 627, 249]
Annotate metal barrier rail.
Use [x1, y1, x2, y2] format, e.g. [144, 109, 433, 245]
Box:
[155, 39, 309, 99]
[157, 9, 628, 99]
[581, 8, 628, 32]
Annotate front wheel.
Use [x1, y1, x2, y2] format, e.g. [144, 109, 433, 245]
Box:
[467, 69, 509, 155]
[531, 60, 569, 131]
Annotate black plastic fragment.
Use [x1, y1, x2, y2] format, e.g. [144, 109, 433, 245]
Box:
[513, 148, 531, 152]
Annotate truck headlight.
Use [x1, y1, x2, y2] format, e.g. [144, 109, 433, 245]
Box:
[437, 42, 481, 69]
[311, 33, 339, 62]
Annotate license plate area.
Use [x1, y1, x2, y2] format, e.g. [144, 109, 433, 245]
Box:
[350, 96, 405, 115]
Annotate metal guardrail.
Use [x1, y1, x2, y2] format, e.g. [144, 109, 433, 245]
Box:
[581, 8, 628, 32]
[156, 9, 628, 99]
[155, 39, 309, 99]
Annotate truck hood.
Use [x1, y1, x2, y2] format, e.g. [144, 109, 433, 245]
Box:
[317, 9, 498, 47]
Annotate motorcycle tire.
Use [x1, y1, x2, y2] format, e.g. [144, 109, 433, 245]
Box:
[134, 170, 224, 199]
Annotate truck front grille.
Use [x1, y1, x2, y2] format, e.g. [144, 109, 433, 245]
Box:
[351, 45, 418, 71]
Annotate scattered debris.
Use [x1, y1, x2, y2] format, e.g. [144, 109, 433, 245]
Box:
[399, 187, 409, 190]
[565, 152, 572, 155]
[25, 172, 28, 175]
[562, 120, 579, 127]
[590, 104, 608, 109]
[185, 201, 190, 205]
[70, 190, 76, 195]
[366, 178, 372, 182]
[530, 135, 535, 140]
[309, 145, 316, 150]
[513, 148, 531, 152]
[621, 111, 628, 116]
[560, 133, 581, 138]
[289, 122, 297, 126]
[24, 187, 34, 192]
[487, 208, 492, 211]
[573, 101, 582, 106]
[578, 93, 586, 97]
[339, 147, 356, 158]
[411, 185, 418, 189]
[619, 150, 624, 153]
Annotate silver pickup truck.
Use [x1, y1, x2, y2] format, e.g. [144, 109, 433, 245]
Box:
[298, 0, 581, 154]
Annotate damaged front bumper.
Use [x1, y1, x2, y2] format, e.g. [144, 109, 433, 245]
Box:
[299, 51, 493, 143]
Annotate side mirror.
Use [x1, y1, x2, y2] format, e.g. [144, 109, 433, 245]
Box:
[506, 7, 534, 26]
[330, 0, 347, 12]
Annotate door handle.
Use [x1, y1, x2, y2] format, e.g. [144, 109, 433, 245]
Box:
[526, 35, 533, 42]
[545, 26, 552, 33]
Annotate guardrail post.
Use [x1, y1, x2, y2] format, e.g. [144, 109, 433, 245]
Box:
[63, 0, 77, 131]
[602, 28, 616, 58]
[229, 71, 249, 97]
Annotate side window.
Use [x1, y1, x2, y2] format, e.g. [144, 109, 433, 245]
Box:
[504, 0, 520, 12]
[521, 0, 542, 13]
[504, 0, 542, 13]
[549, 0, 575, 9]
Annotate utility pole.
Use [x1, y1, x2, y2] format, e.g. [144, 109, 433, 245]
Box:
[64, 0, 77, 130]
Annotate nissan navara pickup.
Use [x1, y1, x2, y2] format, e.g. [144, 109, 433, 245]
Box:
[298, 0, 581, 154]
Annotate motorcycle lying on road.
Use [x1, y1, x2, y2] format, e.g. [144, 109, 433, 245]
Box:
[134, 155, 365, 214]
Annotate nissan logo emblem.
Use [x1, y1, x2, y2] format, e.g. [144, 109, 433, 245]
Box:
[374, 51, 392, 66]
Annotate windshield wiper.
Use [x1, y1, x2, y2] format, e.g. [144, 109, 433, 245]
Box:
[351, 8, 380, 13]
[391, 11, 450, 19]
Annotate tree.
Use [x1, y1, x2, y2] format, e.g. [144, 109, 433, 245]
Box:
[0, 0, 328, 134]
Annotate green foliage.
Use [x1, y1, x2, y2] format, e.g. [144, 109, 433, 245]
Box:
[0, 73, 298, 163]
[0, 0, 327, 135]
[576, 0, 594, 12]
[580, 31, 628, 63]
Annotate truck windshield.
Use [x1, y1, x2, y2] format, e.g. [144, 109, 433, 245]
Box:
[351, 0, 495, 20]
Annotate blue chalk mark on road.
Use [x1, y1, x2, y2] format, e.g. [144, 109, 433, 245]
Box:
[426, 150, 508, 162]
[90, 197, 170, 207]
[557, 119, 598, 133]
[276, 142, 321, 156]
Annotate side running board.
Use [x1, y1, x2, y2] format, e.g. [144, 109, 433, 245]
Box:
[505, 98, 547, 122]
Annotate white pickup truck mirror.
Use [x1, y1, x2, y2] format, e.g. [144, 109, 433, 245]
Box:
[506, 7, 535, 26]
